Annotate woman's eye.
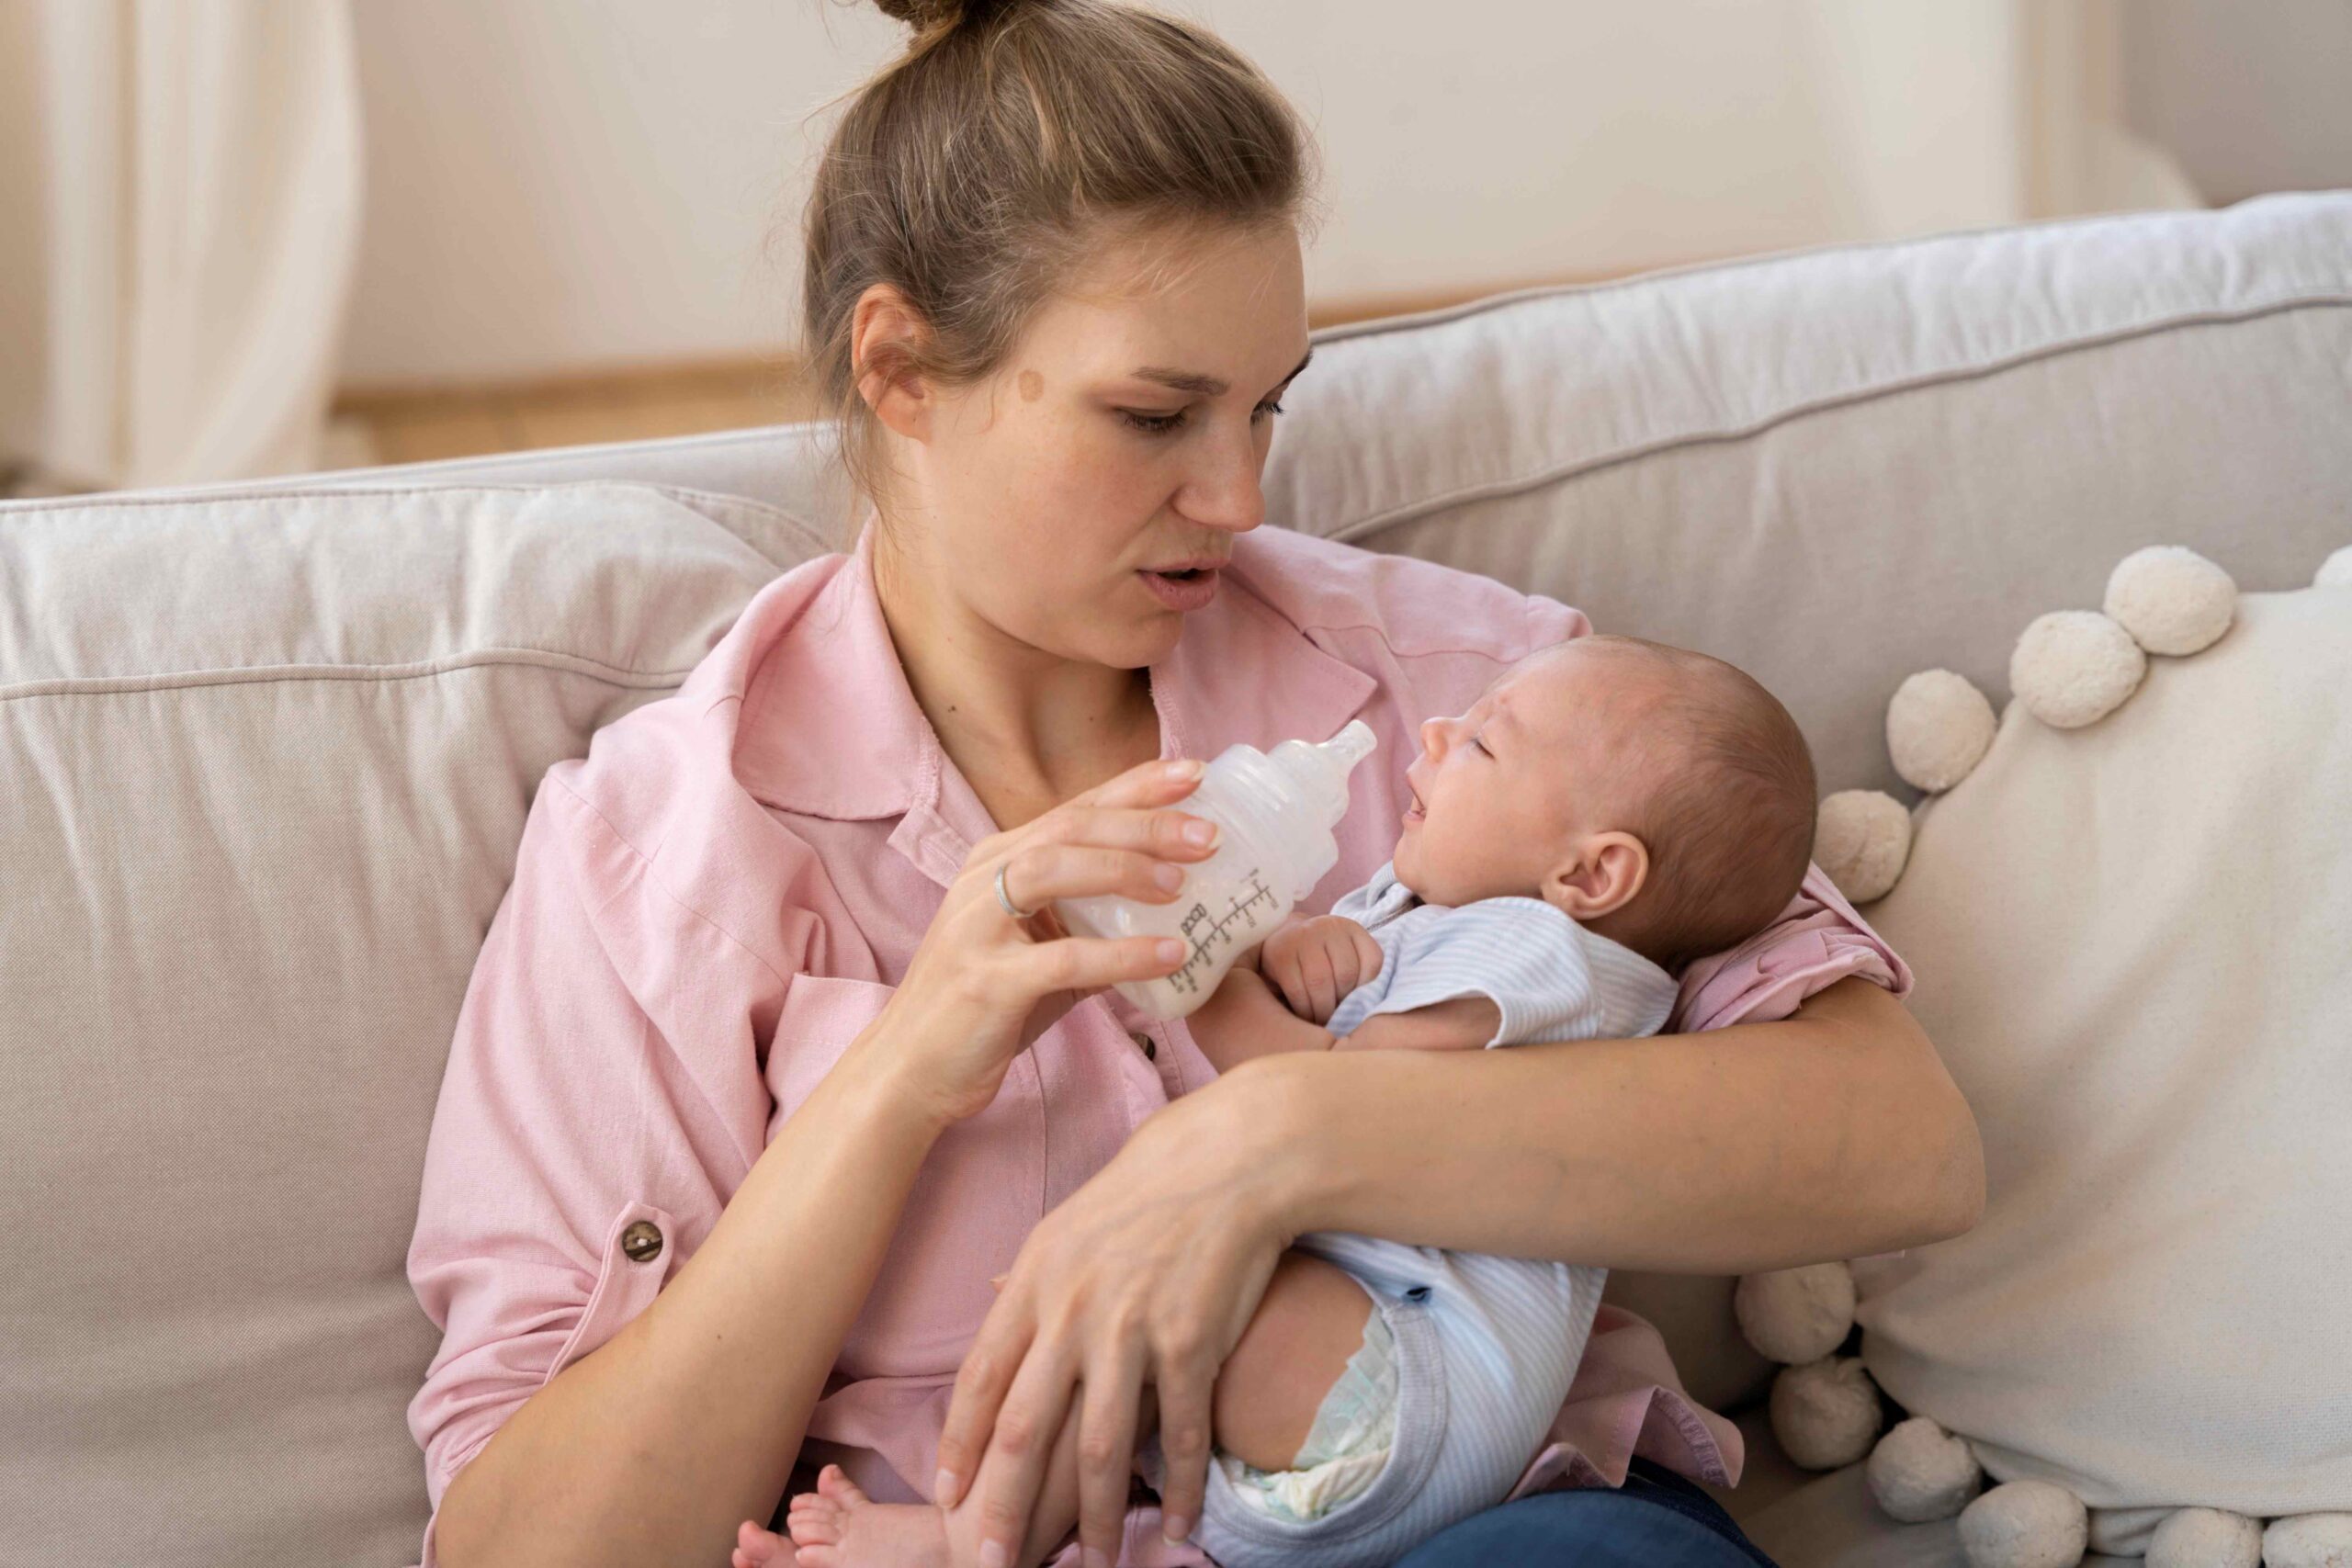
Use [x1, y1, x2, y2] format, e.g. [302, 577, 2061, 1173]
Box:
[1118, 400, 1285, 436]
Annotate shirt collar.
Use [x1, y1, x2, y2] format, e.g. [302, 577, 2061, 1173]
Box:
[733, 519, 1380, 854]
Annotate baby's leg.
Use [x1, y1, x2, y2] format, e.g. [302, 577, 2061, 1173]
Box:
[774, 1254, 1371, 1568]
[946, 1253, 1367, 1562]
[1211, 1249, 1378, 1472]
[942, 1253, 1373, 1568]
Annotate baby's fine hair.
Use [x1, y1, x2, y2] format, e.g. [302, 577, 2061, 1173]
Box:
[1577, 635, 1818, 975]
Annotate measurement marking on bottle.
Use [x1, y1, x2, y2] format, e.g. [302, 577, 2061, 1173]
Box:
[1168, 868, 1281, 996]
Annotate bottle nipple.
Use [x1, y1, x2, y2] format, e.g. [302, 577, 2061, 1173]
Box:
[1267, 718, 1378, 832]
[1315, 718, 1377, 775]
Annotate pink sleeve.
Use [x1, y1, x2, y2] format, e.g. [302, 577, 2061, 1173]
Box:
[1664, 868, 1918, 1268]
[1667, 863, 1914, 1035]
[403, 773, 782, 1565]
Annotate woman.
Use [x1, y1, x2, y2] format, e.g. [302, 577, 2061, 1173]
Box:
[405, 3, 1984, 1565]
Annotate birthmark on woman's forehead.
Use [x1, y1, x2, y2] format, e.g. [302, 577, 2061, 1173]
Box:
[1018, 369, 1045, 402]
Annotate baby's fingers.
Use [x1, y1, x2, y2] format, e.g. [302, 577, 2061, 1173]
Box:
[1298, 936, 1342, 1022]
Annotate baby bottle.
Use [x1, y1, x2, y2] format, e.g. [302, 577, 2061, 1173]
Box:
[1055, 719, 1378, 1021]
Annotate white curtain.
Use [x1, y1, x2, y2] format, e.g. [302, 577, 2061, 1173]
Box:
[0, 0, 363, 492]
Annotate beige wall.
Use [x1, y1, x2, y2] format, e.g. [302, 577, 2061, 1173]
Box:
[2121, 0, 2352, 204]
[334, 0, 2341, 390]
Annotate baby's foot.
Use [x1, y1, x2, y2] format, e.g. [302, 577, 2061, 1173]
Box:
[734, 1515, 798, 1568]
[786, 1463, 951, 1568]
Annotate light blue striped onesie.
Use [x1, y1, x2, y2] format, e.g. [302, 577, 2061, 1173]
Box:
[1146, 860, 1679, 1568]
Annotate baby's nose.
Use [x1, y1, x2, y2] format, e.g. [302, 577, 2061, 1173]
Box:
[1419, 716, 1446, 755]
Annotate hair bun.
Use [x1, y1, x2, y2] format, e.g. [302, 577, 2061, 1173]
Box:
[874, 0, 1028, 30]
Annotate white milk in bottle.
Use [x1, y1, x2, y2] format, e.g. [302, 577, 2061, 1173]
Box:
[1055, 719, 1377, 1021]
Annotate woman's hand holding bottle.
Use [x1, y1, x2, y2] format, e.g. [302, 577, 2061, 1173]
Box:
[851, 756, 1221, 1130]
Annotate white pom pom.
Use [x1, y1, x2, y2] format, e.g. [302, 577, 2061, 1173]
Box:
[1957, 1479, 2088, 1568]
[2146, 1507, 2262, 1568]
[2010, 610, 2146, 728]
[1735, 1263, 1855, 1364]
[2104, 546, 2236, 655]
[1816, 789, 1911, 903]
[1769, 1355, 1883, 1470]
[2318, 545, 2352, 589]
[1866, 1416, 1983, 1522]
[2264, 1512, 2352, 1568]
[1888, 669, 1997, 792]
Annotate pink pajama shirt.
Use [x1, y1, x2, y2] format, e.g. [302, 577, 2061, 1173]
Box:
[403, 520, 1913, 1567]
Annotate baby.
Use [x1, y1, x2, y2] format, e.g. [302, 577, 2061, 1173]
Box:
[756, 632, 1818, 1568]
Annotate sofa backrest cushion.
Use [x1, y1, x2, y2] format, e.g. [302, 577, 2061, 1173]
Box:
[0, 482, 807, 1567]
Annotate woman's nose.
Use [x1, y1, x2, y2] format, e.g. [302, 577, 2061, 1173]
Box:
[1178, 420, 1267, 534]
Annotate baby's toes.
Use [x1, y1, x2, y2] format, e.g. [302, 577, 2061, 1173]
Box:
[787, 1495, 843, 1549]
[814, 1461, 869, 1506]
[733, 1517, 797, 1566]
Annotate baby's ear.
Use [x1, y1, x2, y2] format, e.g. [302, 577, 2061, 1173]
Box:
[1540, 831, 1648, 919]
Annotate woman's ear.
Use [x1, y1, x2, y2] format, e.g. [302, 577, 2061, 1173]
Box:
[850, 283, 936, 442]
[1540, 830, 1648, 920]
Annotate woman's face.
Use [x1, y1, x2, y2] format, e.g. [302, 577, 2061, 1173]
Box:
[888, 220, 1313, 671]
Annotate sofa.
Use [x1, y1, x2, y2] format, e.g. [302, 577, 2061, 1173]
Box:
[4, 192, 2346, 1568]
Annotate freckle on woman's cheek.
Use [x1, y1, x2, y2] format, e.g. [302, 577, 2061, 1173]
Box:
[1018, 369, 1045, 402]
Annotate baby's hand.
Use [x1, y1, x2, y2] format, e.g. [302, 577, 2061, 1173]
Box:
[1260, 915, 1382, 1024]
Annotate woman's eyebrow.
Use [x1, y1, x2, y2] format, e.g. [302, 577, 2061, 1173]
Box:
[1131, 347, 1314, 399]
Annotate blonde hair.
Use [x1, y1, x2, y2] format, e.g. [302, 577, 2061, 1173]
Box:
[800, 0, 1319, 512]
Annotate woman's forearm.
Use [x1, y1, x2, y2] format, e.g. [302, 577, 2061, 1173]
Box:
[434, 1042, 946, 1568]
[1245, 975, 1984, 1275]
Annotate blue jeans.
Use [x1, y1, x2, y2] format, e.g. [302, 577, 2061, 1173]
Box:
[1391, 1456, 1782, 1568]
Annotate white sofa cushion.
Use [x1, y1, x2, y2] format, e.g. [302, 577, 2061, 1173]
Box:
[1854, 580, 2352, 1555]
[0, 482, 806, 1568]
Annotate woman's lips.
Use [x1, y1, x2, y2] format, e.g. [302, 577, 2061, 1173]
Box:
[1137, 567, 1220, 612]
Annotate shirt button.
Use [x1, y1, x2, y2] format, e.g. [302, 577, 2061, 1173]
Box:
[621, 1220, 664, 1264]
[1129, 1031, 1157, 1061]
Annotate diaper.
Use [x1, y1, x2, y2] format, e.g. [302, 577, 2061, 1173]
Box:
[1221, 1303, 1400, 1522]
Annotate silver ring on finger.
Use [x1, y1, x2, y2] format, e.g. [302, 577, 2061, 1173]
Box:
[994, 861, 1041, 922]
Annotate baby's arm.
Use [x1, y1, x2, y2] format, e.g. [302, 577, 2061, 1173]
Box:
[1193, 917, 1500, 1069]
[1330, 995, 1500, 1053]
[1189, 963, 1337, 1073]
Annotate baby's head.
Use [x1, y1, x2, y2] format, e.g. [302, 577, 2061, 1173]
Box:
[1393, 635, 1816, 974]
